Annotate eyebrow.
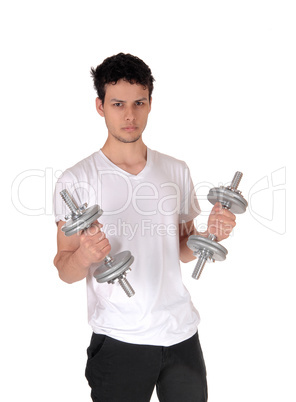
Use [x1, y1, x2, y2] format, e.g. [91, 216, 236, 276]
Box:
[110, 97, 148, 103]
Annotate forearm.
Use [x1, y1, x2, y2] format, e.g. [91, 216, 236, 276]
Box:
[179, 228, 209, 263]
[54, 248, 90, 284]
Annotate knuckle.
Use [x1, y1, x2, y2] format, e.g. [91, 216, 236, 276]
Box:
[80, 235, 88, 245]
[95, 250, 104, 260]
[99, 232, 106, 240]
[90, 225, 101, 236]
[101, 239, 110, 248]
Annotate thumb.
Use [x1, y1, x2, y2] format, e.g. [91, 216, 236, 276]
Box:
[212, 202, 222, 213]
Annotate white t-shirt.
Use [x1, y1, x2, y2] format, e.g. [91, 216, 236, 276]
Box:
[54, 148, 201, 346]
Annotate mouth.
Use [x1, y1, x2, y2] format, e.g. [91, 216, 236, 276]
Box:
[122, 126, 137, 132]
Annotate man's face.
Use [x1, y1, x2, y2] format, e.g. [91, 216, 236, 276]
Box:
[96, 79, 152, 144]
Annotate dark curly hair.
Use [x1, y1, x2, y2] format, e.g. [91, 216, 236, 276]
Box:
[90, 53, 155, 104]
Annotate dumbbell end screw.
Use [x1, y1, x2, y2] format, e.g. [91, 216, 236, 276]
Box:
[192, 255, 208, 280]
[192, 245, 214, 280]
[103, 256, 135, 297]
[60, 189, 81, 218]
[104, 255, 114, 265]
[230, 171, 243, 191]
[191, 234, 218, 279]
[117, 274, 135, 298]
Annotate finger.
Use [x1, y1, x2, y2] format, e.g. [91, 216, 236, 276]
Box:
[92, 220, 103, 228]
[220, 209, 236, 220]
[209, 217, 236, 230]
[90, 220, 103, 228]
[212, 202, 222, 212]
[97, 238, 110, 251]
[212, 208, 236, 222]
[84, 223, 103, 236]
[91, 239, 111, 258]
[209, 210, 233, 223]
[96, 243, 112, 261]
[95, 232, 107, 243]
[77, 220, 103, 235]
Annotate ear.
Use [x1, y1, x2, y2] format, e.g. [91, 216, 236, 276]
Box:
[95, 97, 105, 117]
[148, 96, 152, 113]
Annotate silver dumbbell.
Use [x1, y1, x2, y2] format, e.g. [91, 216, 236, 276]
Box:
[187, 172, 248, 280]
[60, 190, 135, 297]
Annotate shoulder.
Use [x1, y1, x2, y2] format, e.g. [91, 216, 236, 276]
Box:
[149, 149, 189, 177]
[58, 151, 101, 183]
[150, 149, 188, 169]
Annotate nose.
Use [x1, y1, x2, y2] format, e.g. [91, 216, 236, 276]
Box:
[125, 105, 135, 122]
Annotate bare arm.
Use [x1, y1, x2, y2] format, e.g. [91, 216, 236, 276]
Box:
[53, 221, 111, 284]
[179, 220, 209, 263]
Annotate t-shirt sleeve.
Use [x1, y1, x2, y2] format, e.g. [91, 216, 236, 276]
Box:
[179, 163, 201, 223]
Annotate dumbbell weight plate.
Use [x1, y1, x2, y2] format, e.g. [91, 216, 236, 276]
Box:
[61, 205, 103, 236]
[187, 235, 228, 261]
[208, 187, 248, 214]
[94, 251, 134, 283]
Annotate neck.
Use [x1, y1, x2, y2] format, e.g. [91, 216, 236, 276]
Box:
[101, 135, 147, 174]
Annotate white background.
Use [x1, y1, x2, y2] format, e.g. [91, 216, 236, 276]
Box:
[2, 0, 295, 401]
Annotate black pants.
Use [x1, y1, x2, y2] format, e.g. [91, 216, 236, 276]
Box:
[85, 332, 208, 402]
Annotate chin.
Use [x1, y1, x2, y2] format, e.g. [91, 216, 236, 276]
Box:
[114, 133, 142, 144]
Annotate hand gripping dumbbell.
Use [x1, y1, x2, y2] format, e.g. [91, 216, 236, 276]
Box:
[60, 189, 135, 297]
[187, 172, 248, 280]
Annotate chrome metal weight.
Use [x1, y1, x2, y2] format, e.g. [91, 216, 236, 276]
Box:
[207, 171, 248, 214]
[187, 172, 248, 280]
[60, 190, 103, 236]
[94, 252, 135, 298]
[187, 234, 228, 279]
[60, 190, 135, 297]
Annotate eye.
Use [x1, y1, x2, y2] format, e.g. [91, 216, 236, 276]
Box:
[135, 101, 144, 106]
[113, 102, 123, 107]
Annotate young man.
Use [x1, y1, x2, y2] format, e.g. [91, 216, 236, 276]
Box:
[53, 53, 236, 402]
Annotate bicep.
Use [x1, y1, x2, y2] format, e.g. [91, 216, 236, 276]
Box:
[56, 220, 80, 253]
